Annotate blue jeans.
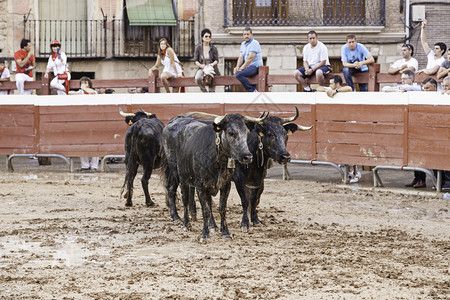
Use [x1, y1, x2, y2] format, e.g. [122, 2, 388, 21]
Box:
[343, 67, 368, 92]
[235, 66, 258, 92]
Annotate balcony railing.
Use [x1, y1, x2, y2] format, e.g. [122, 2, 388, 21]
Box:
[23, 18, 195, 59]
[225, 0, 385, 27]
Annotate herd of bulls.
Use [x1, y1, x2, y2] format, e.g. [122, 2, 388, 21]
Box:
[119, 107, 312, 242]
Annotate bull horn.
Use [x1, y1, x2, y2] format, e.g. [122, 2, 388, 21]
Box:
[140, 108, 152, 117]
[119, 106, 135, 117]
[244, 112, 268, 124]
[182, 111, 218, 120]
[281, 106, 299, 124]
[298, 125, 313, 131]
[214, 115, 227, 125]
[258, 111, 269, 119]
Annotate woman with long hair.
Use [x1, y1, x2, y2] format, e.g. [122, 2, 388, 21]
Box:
[149, 38, 183, 93]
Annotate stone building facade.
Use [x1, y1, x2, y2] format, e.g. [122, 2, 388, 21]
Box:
[0, 0, 448, 93]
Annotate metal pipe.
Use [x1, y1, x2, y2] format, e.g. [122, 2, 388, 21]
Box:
[405, 0, 410, 41]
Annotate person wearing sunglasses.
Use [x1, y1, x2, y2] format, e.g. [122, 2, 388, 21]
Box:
[388, 44, 418, 75]
[416, 19, 446, 81]
[194, 28, 220, 92]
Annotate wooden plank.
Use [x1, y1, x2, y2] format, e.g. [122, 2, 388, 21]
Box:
[316, 104, 404, 123]
[408, 126, 449, 140]
[0, 127, 35, 136]
[409, 111, 450, 127]
[40, 131, 125, 145]
[0, 136, 35, 147]
[0, 106, 35, 113]
[408, 153, 450, 170]
[316, 121, 403, 134]
[316, 132, 403, 147]
[0, 148, 34, 155]
[409, 139, 450, 154]
[316, 143, 403, 159]
[408, 105, 450, 114]
[0, 116, 34, 127]
[267, 72, 369, 85]
[40, 121, 127, 132]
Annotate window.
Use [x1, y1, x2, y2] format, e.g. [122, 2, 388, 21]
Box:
[233, 0, 289, 26]
[38, 0, 88, 55]
[323, 0, 366, 26]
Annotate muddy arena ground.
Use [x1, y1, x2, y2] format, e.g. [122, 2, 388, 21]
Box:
[0, 157, 449, 299]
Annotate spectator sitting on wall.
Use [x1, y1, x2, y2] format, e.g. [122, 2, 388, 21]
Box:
[43, 40, 70, 95]
[105, 88, 115, 94]
[316, 74, 352, 97]
[294, 31, 332, 92]
[382, 70, 421, 92]
[0, 57, 12, 95]
[388, 43, 418, 74]
[14, 39, 36, 95]
[149, 38, 184, 93]
[437, 49, 450, 80]
[233, 27, 263, 92]
[416, 20, 446, 87]
[341, 34, 375, 92]
[194, 28, 220, 93]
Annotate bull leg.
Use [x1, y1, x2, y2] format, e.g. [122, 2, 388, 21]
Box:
[180, 184, 191, 231]
[188, 186, 197, 221]
[141, 163, 155, 207]
[233, 173, 250, 232]
[207, 196, 218, 231]
[196, 189, 210, 243]
[125, 161, 139, 207]
[165, 167, 181, 222]
[249, 185, 264, 226]
[219, 182, 232, 239]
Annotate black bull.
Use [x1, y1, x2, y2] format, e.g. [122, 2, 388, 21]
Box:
[183, 107, 312, 231]
[162, 113, 267, 241]
[120, 109, 164, 207]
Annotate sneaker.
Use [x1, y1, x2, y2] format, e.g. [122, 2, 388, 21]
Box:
[303, 87, 312, 92]
[349, 171, 361, 183]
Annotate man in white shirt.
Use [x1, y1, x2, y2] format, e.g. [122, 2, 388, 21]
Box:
[388, 44, 419, 74]
[416, 19, 446, 76]
[294, 31, 331, 92]
[382, 70, 421, 92]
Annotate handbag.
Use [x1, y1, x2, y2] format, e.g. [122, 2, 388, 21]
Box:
[57, 72, 69, 80]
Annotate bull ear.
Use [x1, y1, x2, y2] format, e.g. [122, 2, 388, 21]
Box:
[284, 123, 299, 135]
[213, 123, 222, 132]
[245, 121, 256, 131]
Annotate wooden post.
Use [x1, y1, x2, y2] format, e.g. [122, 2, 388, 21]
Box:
[257, 66, 269, 92]
[41, 73, 51, 95]
[368, 63, 380, 92]
[148, 69, 159, 93]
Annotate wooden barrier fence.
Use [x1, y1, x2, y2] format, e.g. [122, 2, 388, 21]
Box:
[1, 93, 449, 191]
[0, 64, 443, 94]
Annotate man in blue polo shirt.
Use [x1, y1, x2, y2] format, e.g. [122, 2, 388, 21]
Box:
[341, 34, 374, 91]
[233, 27, 263, 92]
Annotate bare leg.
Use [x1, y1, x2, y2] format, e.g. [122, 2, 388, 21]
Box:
[316, 69, 327, 86]
[294, 70, 309, 89]
[160, 72, 172, 93]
